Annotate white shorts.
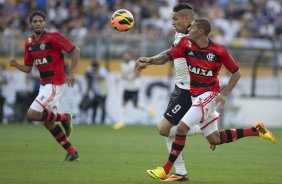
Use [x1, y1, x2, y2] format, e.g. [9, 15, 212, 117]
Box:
[30, 84, 65, 112]
[181, 91, 221, 137]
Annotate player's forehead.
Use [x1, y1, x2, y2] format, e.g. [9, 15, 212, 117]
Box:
[31, 15, 44, 22]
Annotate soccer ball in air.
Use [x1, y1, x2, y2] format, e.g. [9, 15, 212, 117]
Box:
[111, 9, 134, 32]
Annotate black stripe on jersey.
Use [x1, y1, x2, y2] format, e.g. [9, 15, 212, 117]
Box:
[40, 70, 55, 79]
[28, 43, 52, 52]
[185, 49, 220, 62]
[190, 80, 216, 88]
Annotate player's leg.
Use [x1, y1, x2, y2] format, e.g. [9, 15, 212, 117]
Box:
[132, 90, 155, 119]
[91, 96, 98, 124]
[113, 90, 128, 129]
[147, 105, 202, 180]
[201, 93, 276, 145]
[100, 96, 107, 124]
[28, 84, 79, 161]
[28, 84, 73, 136]
[205, 122, 276, 146]
[152, 87, 198, 181]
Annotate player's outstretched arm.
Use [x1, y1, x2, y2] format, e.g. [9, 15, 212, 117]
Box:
[135, 50, 172, 72]
[9, 58, 32, 73]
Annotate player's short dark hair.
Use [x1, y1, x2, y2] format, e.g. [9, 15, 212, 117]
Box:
[29, 10, 46, 23]
[194, 18, 211, 35]
[173, 3, 193, 12]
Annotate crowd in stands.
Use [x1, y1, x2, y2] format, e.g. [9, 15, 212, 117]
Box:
[0, 0, 282, 45]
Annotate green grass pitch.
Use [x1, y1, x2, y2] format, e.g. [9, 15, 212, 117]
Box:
[0, 124, 281, 184]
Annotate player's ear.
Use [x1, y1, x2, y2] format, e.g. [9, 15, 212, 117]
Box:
[199, 29, 204, 35]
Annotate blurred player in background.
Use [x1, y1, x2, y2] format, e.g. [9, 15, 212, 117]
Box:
[138, 18, 276, 180]
[134, 3, 202, 182]
[9, 10, 80, 161]
[0, 64, 8, 123]
[113, 51, 154, 129]
[85, 60, 108, 124]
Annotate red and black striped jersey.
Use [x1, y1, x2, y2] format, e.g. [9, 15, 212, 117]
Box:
[169, 36, 239, 97]
[24, 31, 75, 85]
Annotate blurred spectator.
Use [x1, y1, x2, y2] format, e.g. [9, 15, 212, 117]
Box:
[70, 19, 88, 47]
[0, 0, 281, 52]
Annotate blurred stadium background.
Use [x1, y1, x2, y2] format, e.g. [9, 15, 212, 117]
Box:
[0, 0, 281, 127]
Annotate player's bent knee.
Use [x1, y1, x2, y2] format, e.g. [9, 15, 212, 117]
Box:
[176, 122, 189, 135]
[158, 128, 169, 137]
[27, 108, 42, 121]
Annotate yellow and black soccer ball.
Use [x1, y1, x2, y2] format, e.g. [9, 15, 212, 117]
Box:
[111, 9, 134, 32]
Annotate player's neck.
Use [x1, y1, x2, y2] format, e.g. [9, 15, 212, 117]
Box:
[195, 37, 209, 48]
[34, 32, 44, 41]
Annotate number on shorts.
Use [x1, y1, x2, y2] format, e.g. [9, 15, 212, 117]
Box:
[172, 104, 181, 114]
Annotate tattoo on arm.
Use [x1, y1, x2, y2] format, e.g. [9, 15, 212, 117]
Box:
[149, 50, 172, 65]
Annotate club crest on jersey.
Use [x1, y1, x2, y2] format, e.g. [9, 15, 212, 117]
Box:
[207, 53, 215, 61]
[189, 65, 214, 76]
[40, 43, 46, 50]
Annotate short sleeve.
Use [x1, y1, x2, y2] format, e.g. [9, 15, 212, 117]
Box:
[50, 32, 75, 53]
[169, 37, 187, 60]
[24, 40, 33, 66]
[221, 47, 239, 73]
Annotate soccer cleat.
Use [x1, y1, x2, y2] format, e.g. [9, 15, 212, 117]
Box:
[64, 151, 80, 161]
[254, 122, 276, 144]
[146, 167, 168, 180]
[163, 173, 189, 182]
[112, 122, 125, 130]
[62, 114, 73, 137]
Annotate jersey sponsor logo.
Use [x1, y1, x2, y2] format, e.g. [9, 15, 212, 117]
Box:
[188, 65, 214, 77]
[34, 56, 52, 65]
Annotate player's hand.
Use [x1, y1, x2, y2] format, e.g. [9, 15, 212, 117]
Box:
[9, 58, 17, 67]
[65, 72, 75, 87]
[214, 94, 226, 110]
[135, 57, 149, 72]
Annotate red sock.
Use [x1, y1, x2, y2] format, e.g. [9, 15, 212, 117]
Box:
[163, 134, 186, 174]
[219, 127, 258, 144]
[49, 124, 76, 154]
[41, 109, 68, 123]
